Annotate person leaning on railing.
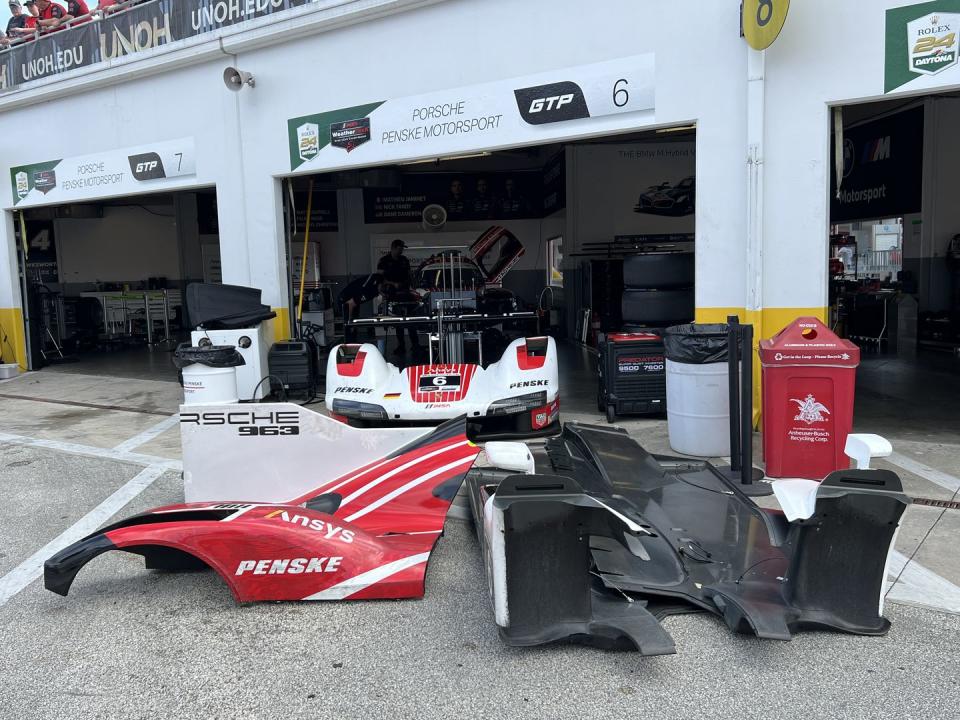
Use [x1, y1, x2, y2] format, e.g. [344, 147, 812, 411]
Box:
[35, 0, 67, 32]
[3, 0, 35, 44]
[4, 0, 27, 39]
[6, 0, 39, 42]
[61, 0, 91, 25]
[93, 0, 124, 17]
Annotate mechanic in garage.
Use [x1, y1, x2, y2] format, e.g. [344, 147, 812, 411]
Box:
[337, 272, 382, 341]
[377, 239, 420, 356]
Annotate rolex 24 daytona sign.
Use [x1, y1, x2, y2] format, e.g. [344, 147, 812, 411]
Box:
[886, 1, 960, 92]
[908, 12, 959, 75]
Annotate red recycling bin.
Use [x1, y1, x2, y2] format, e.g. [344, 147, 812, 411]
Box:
[760, 317, 860, 480]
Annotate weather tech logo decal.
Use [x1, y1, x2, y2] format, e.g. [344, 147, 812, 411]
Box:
[33, 170, 57, 195]
[514, 81, 590, 125]
[330, 118, 372, 152]
[129, 152, 166, 181]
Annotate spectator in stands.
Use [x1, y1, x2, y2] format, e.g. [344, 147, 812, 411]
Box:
[95, 0, 121, 15]
[35, 0, 67, 31]
[6, 1, 28, 39]
[14, 0, 39, 38]
[62, 0, 90, 24]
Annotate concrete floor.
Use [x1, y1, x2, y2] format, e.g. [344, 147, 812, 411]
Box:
[0, 343, 958, 717]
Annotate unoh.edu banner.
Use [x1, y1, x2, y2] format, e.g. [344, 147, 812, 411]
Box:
[0, 0, 314, 92]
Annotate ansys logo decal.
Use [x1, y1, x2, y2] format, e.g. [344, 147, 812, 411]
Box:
[128, 152, 166, 181]
[514, 81, 590, 125]
[791, 394, 831, 425]
[330, 118, 371, 152]
[908, 13, 959, 75]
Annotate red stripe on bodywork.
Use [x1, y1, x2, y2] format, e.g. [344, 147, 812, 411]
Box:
[517, 345, 546, 370]
[337, 348, 366, 377]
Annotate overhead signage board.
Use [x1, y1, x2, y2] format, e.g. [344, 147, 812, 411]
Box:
[742, 0, 790, 50]
[287, 54, 656, 173]
[885, 0, 960, 93]
[8, 137, 196, 209]
[830, 107, 923, 222]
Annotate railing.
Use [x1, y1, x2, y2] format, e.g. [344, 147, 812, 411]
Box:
[857, 248, 901, 280]
[0, 0, 314, 92]
[1, 0, 145, 50]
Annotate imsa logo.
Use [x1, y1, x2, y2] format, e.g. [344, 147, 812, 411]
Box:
[514, 81, 590, 125]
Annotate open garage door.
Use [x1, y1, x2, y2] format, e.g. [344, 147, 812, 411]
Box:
[829, 92, 960, 439]
[281, 125, 696, 421]
[11, 188, 221, 381]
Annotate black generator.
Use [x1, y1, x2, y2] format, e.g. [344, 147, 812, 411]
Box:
[597, 332, 666, 422]
[268, 340, 316, 396]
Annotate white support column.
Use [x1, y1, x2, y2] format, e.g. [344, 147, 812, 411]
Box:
[745, 48, 765, 323]
[0, 210, 28, 370]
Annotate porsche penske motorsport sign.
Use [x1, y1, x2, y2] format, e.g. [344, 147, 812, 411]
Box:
[287, 54, 655, 172]
[8, 138, 195, 208]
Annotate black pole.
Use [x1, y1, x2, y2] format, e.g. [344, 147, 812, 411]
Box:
[727, 315, 741, 472]
[740, 322, 754, 486]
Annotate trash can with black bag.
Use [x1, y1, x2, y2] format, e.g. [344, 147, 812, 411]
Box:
[173, 343, 245, 405]
[663, 323, 730, 456]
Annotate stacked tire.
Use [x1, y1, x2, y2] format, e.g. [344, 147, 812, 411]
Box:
[621, 253, 694, 329]
[598, 252, 694, 422]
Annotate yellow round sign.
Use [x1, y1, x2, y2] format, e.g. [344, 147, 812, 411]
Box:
[742, 0, 790, 50]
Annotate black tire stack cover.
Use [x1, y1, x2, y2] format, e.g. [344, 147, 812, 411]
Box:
[621, 253, 694, 328]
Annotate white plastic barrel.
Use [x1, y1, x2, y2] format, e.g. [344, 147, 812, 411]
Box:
[181, 363, 239, 405]
[665, 358, 730, 456]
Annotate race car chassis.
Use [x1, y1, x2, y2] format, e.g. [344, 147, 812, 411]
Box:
[467, 422, 910, 655]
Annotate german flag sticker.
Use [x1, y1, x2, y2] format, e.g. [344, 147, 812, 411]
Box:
[383, 393, 401, 400]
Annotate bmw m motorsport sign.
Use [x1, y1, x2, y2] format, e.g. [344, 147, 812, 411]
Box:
[287, 55, 655, 172]
[8, 138, 196, 209]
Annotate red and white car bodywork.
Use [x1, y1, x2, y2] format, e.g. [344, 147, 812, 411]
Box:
[45, 420, 480, 602]
[326, 336, 560, 438]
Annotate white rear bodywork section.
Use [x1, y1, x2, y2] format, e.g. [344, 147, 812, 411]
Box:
[325, 336, 559, 421]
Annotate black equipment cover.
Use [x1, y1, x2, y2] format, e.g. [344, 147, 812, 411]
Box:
[186, 283, 277, 330]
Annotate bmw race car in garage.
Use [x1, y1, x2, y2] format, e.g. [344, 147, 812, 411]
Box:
[633, 176, 695, 216]
[326, 335, 560, 439]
